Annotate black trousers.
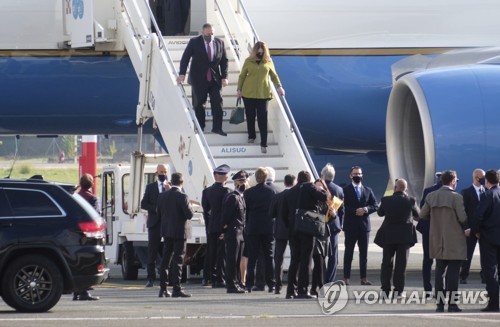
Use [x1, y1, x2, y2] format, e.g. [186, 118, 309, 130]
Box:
[460, 233, 480, 280]
[242, 97, 269, 147]
[192, 81, 223, 131]
[146, 225, 163, 280]
[202, 229, 210, 281]
[421, 231, 434, 292]
[311, 253, 325, 291]
[274, 239, 288, 289]
[479, 239, 500, 306]
[435, 259, 461, 305]
[246, 234, 275, 289]
[159, 238, 186, 292]
[343, 229, 370, 279]
[225, 234, 244, 289]
[208, 232, 226, 283]
[380, 244, 410, 293]
[287, 233, 314, 295]
[164, 0, 190, 36]
[325, 232, 339, 283]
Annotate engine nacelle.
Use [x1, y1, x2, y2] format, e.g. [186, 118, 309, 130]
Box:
[386, 64, 500, 199]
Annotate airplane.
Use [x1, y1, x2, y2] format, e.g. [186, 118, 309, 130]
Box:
[1, 0, 500, 199]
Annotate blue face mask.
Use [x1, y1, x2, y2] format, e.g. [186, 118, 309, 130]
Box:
[478, 177, 486, 186]
[158, 175, 166, 183]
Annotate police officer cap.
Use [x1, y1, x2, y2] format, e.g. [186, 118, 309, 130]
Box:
[214, 164, 230, 175]
[232, 170, 248, 181]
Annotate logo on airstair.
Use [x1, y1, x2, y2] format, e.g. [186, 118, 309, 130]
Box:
[178, 136, 186, 160]
[72, 0, 84, 19]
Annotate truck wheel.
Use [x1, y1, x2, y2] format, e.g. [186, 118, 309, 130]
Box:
[1, 255, 63, 312]
[121, 242, 139, 280]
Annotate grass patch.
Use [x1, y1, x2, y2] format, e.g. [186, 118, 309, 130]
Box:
[0, 166, 79, 185]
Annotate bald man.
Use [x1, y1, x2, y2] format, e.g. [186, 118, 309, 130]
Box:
[141, 164, 170, 287]
[375, 179, 420, 297]
[459, 168, 485, 284]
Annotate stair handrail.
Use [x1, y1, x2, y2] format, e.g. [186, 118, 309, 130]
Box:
[125, 0, 217, 169]
[234, 0, 319, 179]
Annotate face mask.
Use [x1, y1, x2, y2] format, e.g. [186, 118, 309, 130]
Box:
[256, 53, 263, 59]
[352, 176, 362, 184]
[158, 175, 166, 183]
[203, 34, 213, 42]
[237, 184, 246, 193]
[478, 177, 486, 186]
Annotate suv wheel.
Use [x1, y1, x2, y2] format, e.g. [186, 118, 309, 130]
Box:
[121, 242, 139, 280]
[1, 255, 63, 312]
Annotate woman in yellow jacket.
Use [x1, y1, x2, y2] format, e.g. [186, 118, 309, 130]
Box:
[237, 41, 285, 153]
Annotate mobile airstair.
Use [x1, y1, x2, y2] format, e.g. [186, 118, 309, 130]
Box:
[119, 0, 317, 203]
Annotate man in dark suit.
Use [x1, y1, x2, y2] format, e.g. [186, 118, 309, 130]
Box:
[321, 163, 344, 283]
[282, 170, 327, 299]
[244, 168, 277, 292]
[269, 174, 295, 294]
[177, 23, 229, 136]
[201, 164, 231, 287]
[417, 172, 442, 296]
[141, 163, 169, 287]
[375, 179, 419, 296]
[157, 172, 194, 298]
[164, 0, 190, 36]
[459, 169, 485, 284]
[342, 166, 378, 286]
[474, 169, 500, 312]
[221, 170, 248, 293]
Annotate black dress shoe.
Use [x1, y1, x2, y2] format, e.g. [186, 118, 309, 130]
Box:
[436, 305, 445, 312]
[274, 287, 281, 295]
[310, 289, 318, 297]
[448, 304, 462, 312]
[78, 291, 99, 301]
[295, 293, 316, 299]
[172, 290, 191, 298]
[158, 289, 171, 298]
[73, 293, 79, 301]
[360, 279, 372, 285]
[268, 286, 275, 293]
[145, 280, 154, 288]
[201, 279, 211, 287]
[211, 129, 227, 136]
[227, 288, 246, 294]
[285, 292, 297, 299]
[481, 304, 500, 312]
[251, 286, 265, 291]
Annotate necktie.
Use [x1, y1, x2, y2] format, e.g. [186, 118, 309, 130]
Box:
[161, 184, 165, 193]
[478, 187, 484, 200]
[206, 42, 212, 82]
[355, 186, 361, 201]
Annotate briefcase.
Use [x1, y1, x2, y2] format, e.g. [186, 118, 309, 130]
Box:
[294, 209, 326, 238]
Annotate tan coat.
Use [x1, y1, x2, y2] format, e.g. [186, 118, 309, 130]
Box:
[420, 186, 467, 260]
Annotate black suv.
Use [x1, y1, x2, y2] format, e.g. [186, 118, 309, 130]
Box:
[0, 178, 109, 312]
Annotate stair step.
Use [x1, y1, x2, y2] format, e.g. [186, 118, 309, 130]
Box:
[214, 155, 285, 168]
[204, 131, 274, 144]
[210, 144, 279, 156]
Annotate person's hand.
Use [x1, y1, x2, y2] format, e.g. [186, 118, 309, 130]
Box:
[355, 208, 365, 216]
[164, 183, 172, 191]
[176, 75, 185, 84]
[237, 90, 241, 98]
[219, 233, 224, 240]
[278, 86, 285, 97]
[222, 79, 229, 87]
[464, 228, 471, 237]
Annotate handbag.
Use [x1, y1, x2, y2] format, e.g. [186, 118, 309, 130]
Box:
[293, 185, 326, 237]
[229, 98, 245, 124]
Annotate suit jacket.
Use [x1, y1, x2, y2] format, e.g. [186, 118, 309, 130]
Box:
[269, 188, 289, 240]
[157, 187, 194, 240]
[324, 180, 344, 234]
[461, 185, 481, 232]
[244, 183, 277, 235]
[420, 186, 467, 260]
[179, 35, 228, 88]
[282, 182, 328, 235]
[141, 181, 162, 228]
[416, 182, 442, 234]
[474, 184, 500, 246]
[375, 192, 419, 247]
[201, 182, 231, 234]
[342, 183, 378, 233]
[221, 191, 245, 240]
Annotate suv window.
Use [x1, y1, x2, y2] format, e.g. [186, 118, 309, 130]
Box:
[3, 188, 65, 217]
